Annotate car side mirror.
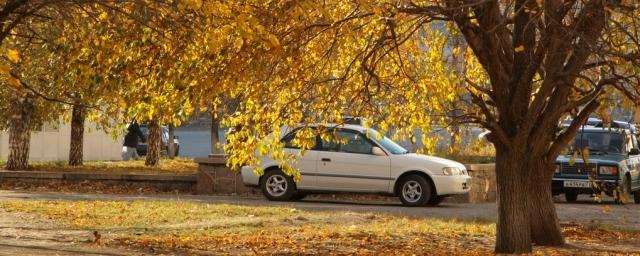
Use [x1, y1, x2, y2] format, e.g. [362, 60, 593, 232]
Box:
[372, 146, 386, 156]
[629, 148, 640, 155]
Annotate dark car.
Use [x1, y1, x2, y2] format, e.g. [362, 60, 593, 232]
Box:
[136, 125, 180, 157]
[552, 126, 640, 203]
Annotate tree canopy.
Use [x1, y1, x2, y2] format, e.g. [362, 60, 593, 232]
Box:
[1, 0, 639, 253]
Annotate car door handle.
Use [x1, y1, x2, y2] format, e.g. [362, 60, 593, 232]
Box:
[321, 158, 331, 162]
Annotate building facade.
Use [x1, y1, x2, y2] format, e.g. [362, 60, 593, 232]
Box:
[0, 122, 122, 162]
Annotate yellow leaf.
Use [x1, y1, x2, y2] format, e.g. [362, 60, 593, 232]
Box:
[98, 12, 108, 21]
[267, 34, 280, 48]
[569, 151, 577, 166]
[0, 65, 10, 75]
[8, 77, 21, 88]
[7, 49, 20, 62]
[581, 147, 590, 164]
[514, 45, 525, 53]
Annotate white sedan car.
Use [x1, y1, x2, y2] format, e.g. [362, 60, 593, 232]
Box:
[241, 124, 471, 206]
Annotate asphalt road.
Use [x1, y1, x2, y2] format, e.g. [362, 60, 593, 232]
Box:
[0, 190, 637, 230]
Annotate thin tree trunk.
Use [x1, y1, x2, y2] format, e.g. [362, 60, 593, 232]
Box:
[167, 124, 175, 159]
[145, 119, 161, 166]
[528, 159, 565, 246]
[210, 111, 222, 154]
[68, 101, 86, 166]
[6, 93, 35, 170]
[494, 145, 532, 253]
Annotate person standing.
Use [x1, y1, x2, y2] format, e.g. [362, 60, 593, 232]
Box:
[122, 121, 145, 160]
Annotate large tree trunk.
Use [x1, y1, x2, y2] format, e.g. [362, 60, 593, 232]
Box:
[145, 119, 161, 166]
[493, 145, 532, 253]
[210, 111, 222, 154]
[528, 157, 565, 246]
[68, 101, 86, 166]
[5, 93, 35, 170]
[167, 124, 175, 159]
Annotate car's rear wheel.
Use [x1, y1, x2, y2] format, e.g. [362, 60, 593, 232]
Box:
[565, 191, 578, 202]
[260, 169, 296, 201]
[398, 174, 432, 206]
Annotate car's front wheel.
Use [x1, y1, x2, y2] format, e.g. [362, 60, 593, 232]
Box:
[565, 191, 578, 202]
[398, 174, 433, 206]
[260, 169, 296, 201]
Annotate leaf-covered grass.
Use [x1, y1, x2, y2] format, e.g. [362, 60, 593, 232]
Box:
[1, 200, 639, 255]
[21, 158, 197, 175]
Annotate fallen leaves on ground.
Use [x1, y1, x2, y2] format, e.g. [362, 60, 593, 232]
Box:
[0, 200, 638, 255]
[22, 158, 197, 175]
[0, 180, 193, 194]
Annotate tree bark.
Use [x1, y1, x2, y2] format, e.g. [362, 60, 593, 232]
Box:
[493, 144, 532, 253]
[5, 93, 35, 170]
[528, 158, 565, 246]
[145, 119, 161, 166]
[167, 124, 175, 159]
[210, 111, 222, 154]
[68, 101, 86, 166]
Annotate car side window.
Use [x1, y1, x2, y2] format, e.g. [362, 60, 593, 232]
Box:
[282, 128, 319, 150]
[282, 129, 301, 149]
[320, 130, 373, 154]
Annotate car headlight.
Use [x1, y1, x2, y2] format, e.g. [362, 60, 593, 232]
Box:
[599, 166, 618, 176]
[555, 164, 560, 174]
[443, 167, 463, 176]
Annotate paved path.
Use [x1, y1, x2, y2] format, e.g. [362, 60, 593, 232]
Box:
[0, 190, 638, 255]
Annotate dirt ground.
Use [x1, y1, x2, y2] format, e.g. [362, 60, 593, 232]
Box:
[0, 208, 136, 256]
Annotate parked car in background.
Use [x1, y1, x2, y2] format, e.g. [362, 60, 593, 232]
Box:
[241, 124, 471, 206]
[553, 125, 640, 203]
[136, 125, 180, 157]
[560, 118, 637, 133]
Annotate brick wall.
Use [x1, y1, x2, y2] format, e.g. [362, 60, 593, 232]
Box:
[464, 164, 496, 203]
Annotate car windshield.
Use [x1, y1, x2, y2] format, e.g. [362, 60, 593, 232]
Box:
[365, 129, 409, 155]
[570, 131, 625, 154]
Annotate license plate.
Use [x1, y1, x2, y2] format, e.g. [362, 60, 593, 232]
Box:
[563, 180, 590, 188]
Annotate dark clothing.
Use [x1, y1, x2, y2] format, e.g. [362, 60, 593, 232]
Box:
[123, 122, 145, 147]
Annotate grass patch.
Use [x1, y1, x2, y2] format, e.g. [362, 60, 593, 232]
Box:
[23, 158, 197, 175]
[2, 200, 639, 255]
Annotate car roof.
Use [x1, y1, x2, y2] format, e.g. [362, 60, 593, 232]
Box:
[285, 123, 370, 134]
[579, 127, 629, 134]
[297, 123, 368, 132]
[562, 118, 637, 133]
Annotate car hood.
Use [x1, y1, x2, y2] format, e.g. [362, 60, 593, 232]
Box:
[556, 153, 626, 165]
[401, 153, 466, 169]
